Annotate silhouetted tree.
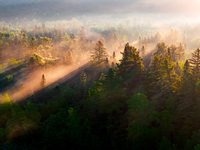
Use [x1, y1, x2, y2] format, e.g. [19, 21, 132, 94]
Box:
[40, 74, 46, 88]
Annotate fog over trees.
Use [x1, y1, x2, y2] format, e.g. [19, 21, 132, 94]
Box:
[1, 0, 200, 149]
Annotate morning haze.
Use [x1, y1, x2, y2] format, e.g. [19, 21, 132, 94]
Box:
[0, 0, 200, 149]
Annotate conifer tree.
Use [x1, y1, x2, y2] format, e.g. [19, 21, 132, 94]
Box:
[80, 70, 87, 86]
[40, 74, 46, 88]
[141, 45, 145, 57]
[174, 62, 182, 76]
[117, 43, 143, 77]
[113, 51, 116, 59]
[155, 42, 167, 55]
[99, 73, 105, 81]
[90, 40, 108, 63]
[169, 44, 177, 62]
[145, 54, 179, 101]
[177, 59, 196, 119]
[189, 48, 200, 79]
[177, 43, 185, 61]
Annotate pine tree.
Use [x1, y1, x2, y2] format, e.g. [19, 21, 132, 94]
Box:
[145, 54, 179, 101]
[189, 48, 200, 79]
[174, 62, 182, 76]
[141, 46, 145, 57]
[155, 42, 167, 55]
[90, 40, 108, 63]
[113, 51, 116, 59]
[169, 44, 177, 62]
[117, 43, 144, 77]
[99, 73, 105, 81]
[184, 59, 190, 75]
[80, 70, 87, 86]
[177, 59, 196, 120]
[177, 43, 185, 61]
[40, 74, 46, 88]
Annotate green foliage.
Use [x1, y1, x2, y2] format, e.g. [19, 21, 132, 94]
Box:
[39, 36, 52, 45]
[80, 70, 87, 86]
[28, 37, 37, 52]
[63, 33, 71, 41]
[157, 110, 175, 137]
[0, 128, 5, 144]
[190, 48, 200, 78]
[42, 108, 100, 149]
[90, 40, 108, 63]
[127, 93, 148, 112]
[0, 94, 13, 128]
[184, 131, 200, 150]
[155, 42, 167, 55]
[28, 53, 45, 67]
[194, 144, 200, 150]
[0, 100, 41, 143]
[117, 43, 144, 77]
[157, 136, 176, 150]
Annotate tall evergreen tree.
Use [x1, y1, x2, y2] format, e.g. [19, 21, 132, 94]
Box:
[189, 48, 200, 79]
[155, 42, 167, 55]
[40, 74, 46, 88]
[117, 43, 144, 77]
[80, 70, 87, 86]
[141, 46, 145, 57]
[90, 40, 108, 63]
[174, 62, 182, 76]
[177, 59, 196, 120]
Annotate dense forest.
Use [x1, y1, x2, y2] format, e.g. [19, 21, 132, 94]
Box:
[1, 9, 200, 149]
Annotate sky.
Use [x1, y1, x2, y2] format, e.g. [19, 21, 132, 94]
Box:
[1, 0, 200, 24]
